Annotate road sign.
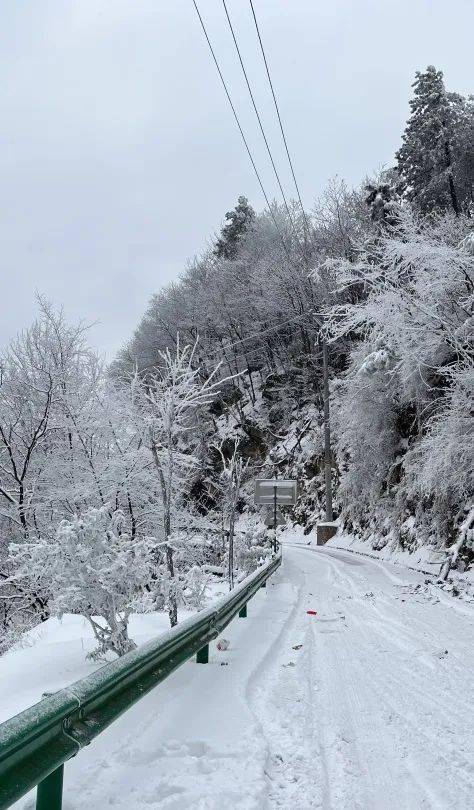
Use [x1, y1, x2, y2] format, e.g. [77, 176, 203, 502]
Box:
[254, 479, 298, 506]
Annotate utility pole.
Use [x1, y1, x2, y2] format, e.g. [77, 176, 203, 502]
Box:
[322, 337, 333, 522]
[273, 462, 278, 553]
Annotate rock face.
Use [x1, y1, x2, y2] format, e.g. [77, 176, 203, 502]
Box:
[317, 522, 338, 545]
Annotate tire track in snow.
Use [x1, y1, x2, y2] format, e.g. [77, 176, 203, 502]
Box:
[313, 547, 474, 808]
[319, 548, 473, 707]
[305, 551, 404, 809]
[330, 552, 474, 732]
[245, 553, 327, 808]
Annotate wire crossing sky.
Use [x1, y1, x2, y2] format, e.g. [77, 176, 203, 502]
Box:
[192, 0, 292, 260]
[249, 0, 311, 243]
[220, 0, 303, 250]
[0, 0, 472, 356]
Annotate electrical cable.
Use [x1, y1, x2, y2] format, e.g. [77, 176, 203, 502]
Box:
[192, 0, 292, 261]
[248, 0, 312, 247]
[221, 0, 306, 261]
[197, 307, 328, 362]
[136, 308, 324, 376]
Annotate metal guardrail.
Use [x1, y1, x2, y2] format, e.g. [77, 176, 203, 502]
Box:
[0, 551, 281, 810]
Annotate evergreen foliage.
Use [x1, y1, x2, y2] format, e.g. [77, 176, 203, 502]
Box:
[214, 196, 256, 259]
[396, 66, 474, 216]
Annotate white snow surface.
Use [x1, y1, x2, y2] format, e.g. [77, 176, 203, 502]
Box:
[3, 542, 474, 809]
[326, 530, 474, 595]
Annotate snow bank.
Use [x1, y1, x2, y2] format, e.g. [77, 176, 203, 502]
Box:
[324, 530, 474, 600]
[0, 608, 214, 725]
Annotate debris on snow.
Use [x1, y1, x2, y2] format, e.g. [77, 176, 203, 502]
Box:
[216, 639, 230, 651]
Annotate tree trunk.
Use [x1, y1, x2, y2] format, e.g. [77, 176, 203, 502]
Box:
[150, 438, 178, 628]
[18, 481, 29, 537]
[444, 139, 460, 216]
[228, 515, 235, 590]
[439, 508, 474, 581]
[165, 540, 178, 626]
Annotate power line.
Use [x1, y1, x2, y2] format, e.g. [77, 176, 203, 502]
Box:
[199, 308, 328, 362]
[137, 309, 324, 375]
[192, 0, 292, 261]
[249, 0, 312, 248]
[221, 0, 306, 261]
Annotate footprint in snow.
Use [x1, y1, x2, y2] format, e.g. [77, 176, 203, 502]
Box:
[143, 783, 185, 804]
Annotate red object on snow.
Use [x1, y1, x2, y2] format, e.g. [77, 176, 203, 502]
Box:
[306, 610, 317, 616]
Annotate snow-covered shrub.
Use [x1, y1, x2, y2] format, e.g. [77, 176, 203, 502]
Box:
[233, 524, 270, 576]
[164, 530, 219, 610]
[9, 507, 157, 659]
[182, 565, 210, 609]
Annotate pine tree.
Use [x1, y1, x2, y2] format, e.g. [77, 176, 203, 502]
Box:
[396, 66, 473, 216]
[214, 196, 255, 259]
[365, 171, 401, 230]
[450, 92, 474, 215]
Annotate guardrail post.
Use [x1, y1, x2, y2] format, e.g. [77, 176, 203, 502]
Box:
[36, 764, 64, 810]
[196, 644, 209, 664]
[239, 604, 247, 617]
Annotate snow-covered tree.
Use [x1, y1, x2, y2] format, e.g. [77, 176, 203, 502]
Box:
[0, 302, 101, 637]
[312, 177, 370, 261]
[212, 439, 247, 589]
[396, 66, 474, 216]
[131, 339, 225, 626]
[327, 207, 473, 549]
[0, 302, 162, 650]
[9, 506, 157, 658]
[214, 195, 255, 260]
[364, 174, 401, 230]
[0, 303, 92, 538]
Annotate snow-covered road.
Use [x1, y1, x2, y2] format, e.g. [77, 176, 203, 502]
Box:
[13, 544, 474, 809]
[249, 545, 474, 809]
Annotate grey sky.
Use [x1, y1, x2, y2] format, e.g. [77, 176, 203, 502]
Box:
[1, 0, 473, 357]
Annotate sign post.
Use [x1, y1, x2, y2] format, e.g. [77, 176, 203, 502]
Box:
[255, 479, 298, 552]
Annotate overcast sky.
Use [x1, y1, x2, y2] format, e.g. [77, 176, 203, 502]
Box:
[1, 0, 473, 358]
